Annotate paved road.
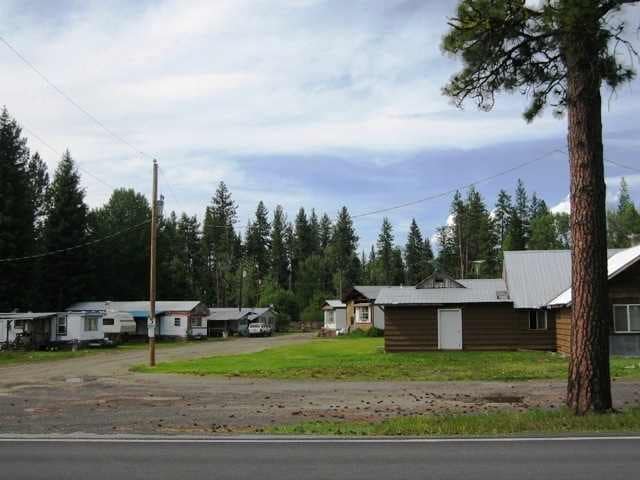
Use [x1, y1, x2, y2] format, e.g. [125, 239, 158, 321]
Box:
[1, 437, 639, 480]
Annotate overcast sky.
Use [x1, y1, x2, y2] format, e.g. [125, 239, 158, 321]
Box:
[2, 0, 639, 251]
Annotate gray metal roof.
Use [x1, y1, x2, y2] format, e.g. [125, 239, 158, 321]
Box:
[503, 249, 623, 309]
[206, 307, 272, 322]
[376, 279, 509, 305]
[323, 299, 346, 309]
[548, 245, 640, 307]
[66, 301, 203, 314]
[0, 312, 58, 320]
[352, 286, 389, 300]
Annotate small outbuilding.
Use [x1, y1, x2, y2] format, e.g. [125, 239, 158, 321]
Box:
[321, 299, 347, 333]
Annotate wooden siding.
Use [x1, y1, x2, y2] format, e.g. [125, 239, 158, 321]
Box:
[385, 304, 556, 352]
[384, 306, 437, 352]
[555, 307, 572, 355]
[554, 259, 640, 353]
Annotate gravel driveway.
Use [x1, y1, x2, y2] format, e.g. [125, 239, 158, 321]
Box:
[1, 335, 640, 435]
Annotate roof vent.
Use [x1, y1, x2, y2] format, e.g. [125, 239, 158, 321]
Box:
[496, 290, 509, 300]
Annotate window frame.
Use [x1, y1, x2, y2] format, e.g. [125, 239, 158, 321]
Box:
[84, 316, 99, 332]
[174, 317, 181, 327]
[355, 305, 370, 323]
[528, 310, 548, 331]
[14, 319, 26, 330]
[191, 318, 202, 328]
[56, 316, 68, 336]
[102, 318, 115, 326]
[613, 304, 640, 334]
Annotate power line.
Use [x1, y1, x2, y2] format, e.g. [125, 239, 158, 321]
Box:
[19, 122, 117, 191]
[0, 220, 151, 263]
[351, 149, 565, 219]
[0, 34, 154, 161]
[605, 159, 640, 174]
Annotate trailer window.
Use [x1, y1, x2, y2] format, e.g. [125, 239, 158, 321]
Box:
[84, 316, 98, 332]
[14, 319, 26, 329]
[174, 318, 181, 327]
[191, 318, 202, 327]
[103, 318, 115, 326]
[56, 317, 67, 336]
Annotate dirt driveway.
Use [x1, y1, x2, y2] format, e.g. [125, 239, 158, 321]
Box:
[1, 335, 640, 435]
[0, 333, 313, 385]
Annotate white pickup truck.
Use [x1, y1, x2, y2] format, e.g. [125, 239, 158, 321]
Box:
[248, 322, 272, 337]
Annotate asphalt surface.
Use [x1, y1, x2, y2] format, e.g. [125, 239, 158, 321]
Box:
[1, 437, 639, 480]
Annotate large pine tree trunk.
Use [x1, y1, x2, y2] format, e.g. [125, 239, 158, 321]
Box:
[564, 18, 612, 414]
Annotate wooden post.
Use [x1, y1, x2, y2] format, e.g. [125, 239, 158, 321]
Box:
[149, 160, 158, 367]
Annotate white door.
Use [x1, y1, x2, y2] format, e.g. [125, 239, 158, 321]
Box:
[438, 309, 462, 350]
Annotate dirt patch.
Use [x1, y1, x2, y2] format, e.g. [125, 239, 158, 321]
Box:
[481, 395, 524, 404]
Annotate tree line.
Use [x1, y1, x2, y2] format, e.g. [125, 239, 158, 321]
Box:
[1, 107, 639, 321]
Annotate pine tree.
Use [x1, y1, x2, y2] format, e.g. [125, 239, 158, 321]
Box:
[0, 107, 35, 310]
[44, 150, 89, 310]
[28, 152, 50, 241]
[319, 213, 333, 251]
[405, 219, 432, 284]
[270, 205, 289, 288]
[494, 189, 512, 248]
[309, 209, 321, 255]
[202, 182, 238, 306]
[329, 207, 359, 294]
[245, 201, 271, 280]
[90, 188, 150, 300]
[375, 218, 395, 284]
[608, 178, 640, 248]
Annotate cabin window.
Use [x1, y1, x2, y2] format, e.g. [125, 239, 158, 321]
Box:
[103, 318, 115, 326]
[56, 317, 67, 336]
[174, 318, 181, 327]
[529, 310, 547, 330]
[14, 319, 26, 330]
[613, 305, 640, 333]
[355, 306, 370, 323]
[84, 316, 98, 332]
[326, 311, 335, 324]
[192, 318, 202, 327]
[434, 279, 445, 288]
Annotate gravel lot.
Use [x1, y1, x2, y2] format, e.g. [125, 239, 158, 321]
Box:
[1, 335, 639, 435]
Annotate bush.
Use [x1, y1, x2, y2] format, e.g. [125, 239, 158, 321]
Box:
[366, 327, 384, 337]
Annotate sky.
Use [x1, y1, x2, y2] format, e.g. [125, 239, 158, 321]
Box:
[1, 0, 639, 252]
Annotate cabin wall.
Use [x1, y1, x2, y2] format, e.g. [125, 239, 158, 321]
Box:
[555, 307, 572, 355]
[385, 303, 556, 352]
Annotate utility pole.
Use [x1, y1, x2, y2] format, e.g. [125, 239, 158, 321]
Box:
[148, 159, 158, 367]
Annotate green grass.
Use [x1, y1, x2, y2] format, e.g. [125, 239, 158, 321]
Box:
[132, 337, 640, 381]
[266, 408, 640, 436]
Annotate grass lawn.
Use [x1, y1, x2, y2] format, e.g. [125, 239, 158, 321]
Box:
[132, 337, 640, 381]
[266, 408, 640, 436]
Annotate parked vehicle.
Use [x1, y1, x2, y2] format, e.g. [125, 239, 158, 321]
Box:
[248, 322, 272, 337]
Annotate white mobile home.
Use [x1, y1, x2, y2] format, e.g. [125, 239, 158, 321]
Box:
[51, 312, 105, 345]
[67, 301, 209, 339]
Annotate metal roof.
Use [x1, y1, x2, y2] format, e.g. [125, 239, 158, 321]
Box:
[0, 312, 58, 320]
[376, 279, 509, 305]
[66, 301, 203, 315]
[323, 299, 346, 309]
[504, 249, 623, 309]
[548, 245, 640, 307]
[206, 307, 272, 322]
[351, 286, 390, 300]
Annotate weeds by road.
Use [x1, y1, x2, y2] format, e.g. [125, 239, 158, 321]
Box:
[267, 408, 640, 436]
